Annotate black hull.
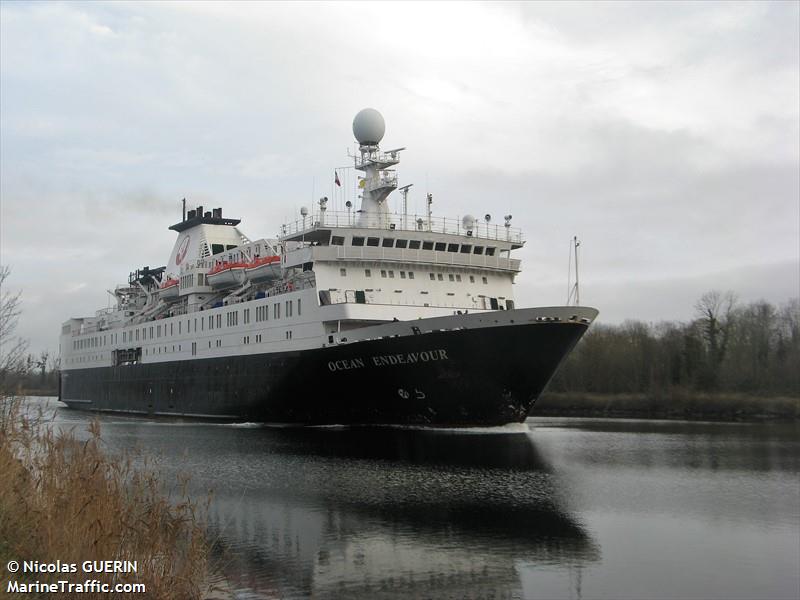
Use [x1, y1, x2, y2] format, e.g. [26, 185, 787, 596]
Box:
[60, 322, 587, 426]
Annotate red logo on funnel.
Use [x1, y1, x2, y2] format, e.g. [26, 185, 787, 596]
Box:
[175, 236, 190, 266]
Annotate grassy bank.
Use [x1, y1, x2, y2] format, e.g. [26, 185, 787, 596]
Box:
[0, 398, 217, 599]
[535, 391, 800, 421]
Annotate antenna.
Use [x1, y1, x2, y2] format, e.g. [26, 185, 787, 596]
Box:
[567, 236, 581, 306]
[181, 198, 186, 222]
[426, 193, 433, 231]
[399, 184, 413, 230]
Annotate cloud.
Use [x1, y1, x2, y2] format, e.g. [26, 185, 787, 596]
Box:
[1, 1, 797, 354]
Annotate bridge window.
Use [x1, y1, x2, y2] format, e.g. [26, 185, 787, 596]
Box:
[381, 270, 387, 278]
[408, 240, 421, 249]
[486, 247, 496, 256]
[470, 275, 475, 283]
[408, 271, 415, 279]
[395, 239, 408, 249]
[367, 237, 380, 247]
[365, 269, 371, 277]
[429, 273, 435, 280]
[447, 243, 459, 253]
[422, 241, 434, 250]
[331, 236, 345, 246]
[456, 274, 462, 282]
[473, 246, 484, 255]
[340, 268, 347, 276]
[211, 243, 224, 254]
[382, 238, 394, 247]
[388, 270, 395, 278]
[352, 237, 365, 246]
[448, 274, 455, 282]
[434, 242, 446, 251]
[400, 271, 406, 279]
[460, 244, 472, 254]
[437, 273, 444, 281]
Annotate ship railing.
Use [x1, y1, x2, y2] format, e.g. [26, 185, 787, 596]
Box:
[261, 272, 316, 298]
[353, 152, 400, 170]
[279, 211, 524, 244]
[312, 245, 521, 272]
[219, 272, 317, 306]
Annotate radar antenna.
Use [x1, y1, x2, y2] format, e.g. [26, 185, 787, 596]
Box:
[351, 108, 400, 228]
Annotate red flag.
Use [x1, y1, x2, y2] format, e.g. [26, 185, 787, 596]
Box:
[335, 171, 341, 187]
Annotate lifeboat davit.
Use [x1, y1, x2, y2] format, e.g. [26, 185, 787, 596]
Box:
[159, 278, 179, 299]
[207, 261, 247, 288]
[244, 255, 281, 282]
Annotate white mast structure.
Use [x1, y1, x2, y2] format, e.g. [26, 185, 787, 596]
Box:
[352, 108, 403, 228]
[567, 235, 581, 306]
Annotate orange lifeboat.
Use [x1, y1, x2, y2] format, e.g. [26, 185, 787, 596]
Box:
[206, 260, 248, 288]
[244, 255, 281, 283]
[158, 277, 179, 299]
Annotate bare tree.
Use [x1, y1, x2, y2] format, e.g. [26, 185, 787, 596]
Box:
[38, 350, 49, 384]
[694, 290, 737, 388]
[0, 266, 29, 393]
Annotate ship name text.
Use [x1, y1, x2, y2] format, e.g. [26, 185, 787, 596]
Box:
[327, 349, 449, 372]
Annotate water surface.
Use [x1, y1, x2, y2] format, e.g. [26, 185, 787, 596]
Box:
[35, 398, 800, 599]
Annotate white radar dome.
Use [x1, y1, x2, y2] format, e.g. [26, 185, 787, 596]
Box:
[462, 214, 476, 230]
[353, 108, 386, 145]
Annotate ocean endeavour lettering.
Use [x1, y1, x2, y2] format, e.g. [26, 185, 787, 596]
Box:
[327, 349, 449, 372]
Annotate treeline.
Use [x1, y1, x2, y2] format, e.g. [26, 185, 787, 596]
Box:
[549, 292, 800, 396]
[1, 266, 59, 395]
[4, 351, 60, 395]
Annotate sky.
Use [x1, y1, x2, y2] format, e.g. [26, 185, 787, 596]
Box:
[1, 1, 798, 356]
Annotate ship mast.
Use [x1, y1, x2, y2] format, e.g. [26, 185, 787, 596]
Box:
[352, 108, 403, 228]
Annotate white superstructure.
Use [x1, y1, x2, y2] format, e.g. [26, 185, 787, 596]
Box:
[60, 109, 543, 373]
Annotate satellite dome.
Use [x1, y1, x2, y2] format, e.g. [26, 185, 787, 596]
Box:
[353, 108, 385, 145]
[462, 214, 476, 230]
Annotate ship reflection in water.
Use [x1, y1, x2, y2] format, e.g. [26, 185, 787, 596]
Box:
[54, 406, 599, 599]
[196, 427, 599, 599]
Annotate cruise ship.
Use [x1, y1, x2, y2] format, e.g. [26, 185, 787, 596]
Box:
[59, 109, 598, 425]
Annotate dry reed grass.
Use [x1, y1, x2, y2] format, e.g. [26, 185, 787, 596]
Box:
[0, 398, 221, 599]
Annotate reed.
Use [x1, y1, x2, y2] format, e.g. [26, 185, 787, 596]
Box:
[0, 398, 219, 599]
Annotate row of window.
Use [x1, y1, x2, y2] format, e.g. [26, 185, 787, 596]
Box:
[338, 268, 489, 285]
[74, 299, 302, 352]
[180, 273, 207, 288]
[332, 235, 497, 256]
[69, 328, 295, 364]
[254, 299, 300, 322]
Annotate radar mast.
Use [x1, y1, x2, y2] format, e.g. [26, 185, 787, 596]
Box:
[352, 108, 402, 228]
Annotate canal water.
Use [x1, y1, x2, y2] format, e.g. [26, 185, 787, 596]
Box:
[35, 398, 800, 599]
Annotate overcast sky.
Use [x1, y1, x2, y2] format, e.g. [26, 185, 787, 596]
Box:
[1, 1, 798, 356]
